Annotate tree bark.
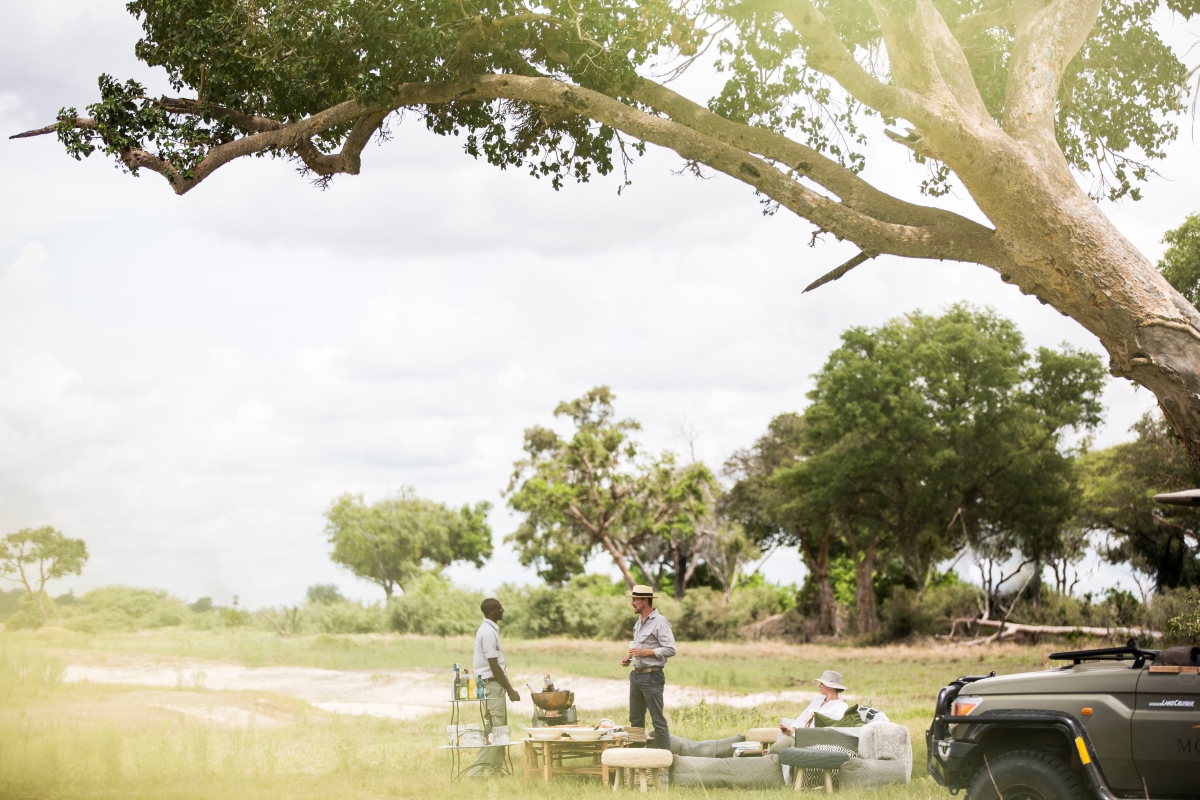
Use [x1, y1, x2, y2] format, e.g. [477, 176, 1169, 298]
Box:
[599, 532, 638, 590]
[851, 540, 878, 634]
[801, 538, 838, 635]
[673, 544, 687, 600]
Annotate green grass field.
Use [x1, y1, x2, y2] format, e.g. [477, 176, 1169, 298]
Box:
[0, 629, 1055, 799]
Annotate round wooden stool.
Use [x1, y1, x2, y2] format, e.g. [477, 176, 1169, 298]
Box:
[602, 748, 673, 792]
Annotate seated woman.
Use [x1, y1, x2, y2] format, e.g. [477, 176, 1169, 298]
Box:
[780, 670, 848, 736]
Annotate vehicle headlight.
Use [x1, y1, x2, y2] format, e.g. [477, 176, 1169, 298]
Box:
[951, 695, 982, 717]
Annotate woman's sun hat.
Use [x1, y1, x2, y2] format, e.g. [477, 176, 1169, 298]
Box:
[814, 670, 847, 691]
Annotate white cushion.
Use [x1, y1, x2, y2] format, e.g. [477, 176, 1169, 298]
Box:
[602, 748, 674, 768]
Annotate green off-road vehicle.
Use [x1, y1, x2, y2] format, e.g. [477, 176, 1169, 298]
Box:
[927, 640, 1200, 800]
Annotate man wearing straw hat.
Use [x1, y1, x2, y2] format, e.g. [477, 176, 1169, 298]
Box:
[621, 584, 676, 751]
[780, 670, 849, 736]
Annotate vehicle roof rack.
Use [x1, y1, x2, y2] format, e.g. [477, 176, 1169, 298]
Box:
[1048, 638, 1158, 668]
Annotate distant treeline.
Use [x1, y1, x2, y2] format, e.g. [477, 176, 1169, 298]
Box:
[2, 579, 1197, 646]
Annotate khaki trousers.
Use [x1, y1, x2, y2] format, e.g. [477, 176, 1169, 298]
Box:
[465, 680, 507, 777]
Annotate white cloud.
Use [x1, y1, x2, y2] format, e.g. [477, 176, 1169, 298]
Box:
[1, 1, 1185, 607]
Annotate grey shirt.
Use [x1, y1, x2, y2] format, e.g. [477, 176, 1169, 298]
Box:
[631, 609, 677, 668]
[473, 618, 505, 680]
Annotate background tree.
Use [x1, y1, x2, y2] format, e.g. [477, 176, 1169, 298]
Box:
[0, 527, 88, 624]
[725, 412, 843, 633]
[20, 0, 1200, 469]
[626, 453, 715, 599]
[1079, 412, 1200, 591]
[774, 305, 1104, 630]
[506, 386, 644, 588]
[1158, 213, 1200, 308]
[692, 513, 761, 603]
[324, 489, 493, 599]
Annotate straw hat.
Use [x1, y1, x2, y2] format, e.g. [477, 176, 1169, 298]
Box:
[815, 670, 847, 691]
[626, 584, 656, 599]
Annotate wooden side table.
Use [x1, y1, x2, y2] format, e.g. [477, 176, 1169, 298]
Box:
[522, 737, 629, 783]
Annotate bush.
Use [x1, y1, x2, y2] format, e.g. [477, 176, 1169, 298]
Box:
[389, 573, 483, 635]
[306, 584, 345, 605]
[1161, 588, 1200, 645]
[306, 600, 387, 634]
[500, 582, 631, 639]
[189, 597, 213, 613]
[2, 594, 50, 630]
[0, 589, 24, 622]
[878, 584, 981, 640]
[674, 586, 788, 640]
[63, 586, 191, 633]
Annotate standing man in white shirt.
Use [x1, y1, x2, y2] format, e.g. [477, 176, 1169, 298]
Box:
[780, 670, 849, 736]
[465, 597, 520, 778]
[620, 584, 676, 751]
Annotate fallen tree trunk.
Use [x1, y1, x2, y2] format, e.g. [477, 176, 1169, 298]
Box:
[970, 618, 1162, 637]
[941, 616, 1161, 646]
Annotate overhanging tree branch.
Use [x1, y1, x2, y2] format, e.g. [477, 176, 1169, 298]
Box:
[1004, 0, 1103, 149]
[761, 0, 931, 123]
[23, 75, 1007, 267]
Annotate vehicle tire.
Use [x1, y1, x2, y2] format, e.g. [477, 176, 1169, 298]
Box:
[965, 750, 1089, 800]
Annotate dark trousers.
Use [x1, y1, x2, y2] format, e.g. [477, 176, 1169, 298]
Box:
[629, 670, 670, 750]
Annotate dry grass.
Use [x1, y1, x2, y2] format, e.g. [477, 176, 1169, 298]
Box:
[0, 631, 1056, 799]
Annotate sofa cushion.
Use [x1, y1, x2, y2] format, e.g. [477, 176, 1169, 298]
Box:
[670, 754, 785, 789]
[668, 734, 745, 758]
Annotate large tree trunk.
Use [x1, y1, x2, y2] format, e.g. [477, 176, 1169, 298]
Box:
[599, 533, 638, 590]
[850, 540, 878, 634]
[873, 1, 1200, 474]
[801, 538, 839, 635]
[956, 150, 1200, 473]
[673, 544, 687, 600]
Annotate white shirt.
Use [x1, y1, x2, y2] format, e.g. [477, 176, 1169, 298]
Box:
[473, 619, 504, 680]
[793, 695, 848, 729]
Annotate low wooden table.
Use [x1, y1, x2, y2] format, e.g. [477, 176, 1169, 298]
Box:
[522, 737, 629, 783]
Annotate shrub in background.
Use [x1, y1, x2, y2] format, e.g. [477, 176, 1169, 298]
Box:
[1159, 587, 1200, 645]
[3, 593, 52, 630]
[306, 584, 345, 605]
[388, 573, 482, 635]
[878, 584, 981, 640]
[0, 589, 24, 622]
[63, 586, 190, 633]
[674, 586, 788, 640]
[306, 600, 387, 634]
[500, 581, 632, 639]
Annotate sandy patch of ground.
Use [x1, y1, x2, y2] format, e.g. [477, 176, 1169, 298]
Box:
[64, 654, 822, 722]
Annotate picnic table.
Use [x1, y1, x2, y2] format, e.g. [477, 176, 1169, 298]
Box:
[522, 736, 630, 783]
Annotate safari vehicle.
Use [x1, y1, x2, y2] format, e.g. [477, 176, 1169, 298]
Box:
[926, 640, 1200, 800]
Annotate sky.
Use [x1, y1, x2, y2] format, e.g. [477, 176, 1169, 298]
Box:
[0, 1, 1194, 607]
